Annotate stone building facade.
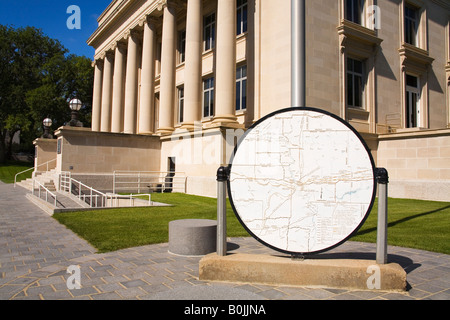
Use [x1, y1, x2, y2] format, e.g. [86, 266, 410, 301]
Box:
[38, 0, 450, 200]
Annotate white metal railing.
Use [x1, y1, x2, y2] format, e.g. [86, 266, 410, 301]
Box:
[60, 171, 71, 193]
[113, 171, 187, 194]
[60, 172, 152, 208]
[60, 172, 108, 208]
[14, 158, 57, 188]
[105, 193, 152, 208]
[32, 179, 57, 207]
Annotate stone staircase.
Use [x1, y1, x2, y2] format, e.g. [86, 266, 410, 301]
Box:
[19, 170, 158, 215]
[43, 181, 57, 192]
[16, 169, 58, 192]
[18, 169, 90, 214]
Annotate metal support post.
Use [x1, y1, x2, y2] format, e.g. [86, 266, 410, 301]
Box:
[291, 0, 306, 108]
[216, 166, 229, 256]
[376, 168, 389, 264]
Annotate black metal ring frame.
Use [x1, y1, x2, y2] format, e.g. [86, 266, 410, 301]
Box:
[227, 106, 377, 256]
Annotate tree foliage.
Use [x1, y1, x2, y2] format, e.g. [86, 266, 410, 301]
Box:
[0, 25, 93, 163]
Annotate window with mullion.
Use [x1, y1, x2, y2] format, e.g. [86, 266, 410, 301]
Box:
[346, 0, 364, 25]
[177, 86, 184, 124]
[347, 58, 365, 109]
[404, 4, 419, 46]
[203, 77, 215, 118]
[237, 0, 248, 35]
[236, 65, 247, 111]
[178, 30, 186, 64]
[405, 74, 420, 128]
[204, 13, 216, 51]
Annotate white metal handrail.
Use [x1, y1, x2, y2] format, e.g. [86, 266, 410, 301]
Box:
[14, 158, 57, 188]
[113, 171, 187, 194]
[105, 193, 152, 207]
[60, 173, 108, 208]
[60, 171, 71, 193]
[60, 172, 152, 208]
[32, 179, 57, 207]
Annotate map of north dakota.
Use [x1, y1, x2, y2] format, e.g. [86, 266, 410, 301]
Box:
[229, 109, 375, 254]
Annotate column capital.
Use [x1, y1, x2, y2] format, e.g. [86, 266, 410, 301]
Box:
[99, 49, 115, 61]
[139, 15, 160, 28]
[123, 28, 142, 41]
[157, 0, 184, 12]
[157, 0, 167, 11]
[91, 59, 104, 68]
[105, 50, 115, 60]
[110, 40, 128, 52]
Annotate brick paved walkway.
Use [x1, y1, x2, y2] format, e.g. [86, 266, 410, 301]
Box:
[1, 182, 449, 300]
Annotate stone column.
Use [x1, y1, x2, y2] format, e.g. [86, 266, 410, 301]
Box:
[91, 60, 103, 132]
[100, 52, 114, 132]
[111, 42, 127, 133]
[139, 18, 157, 135]
[182, 0, 203, 130]
[214, 0, 237, 125]
[157, 3, 177, 135]
[124, 30, 140, 134]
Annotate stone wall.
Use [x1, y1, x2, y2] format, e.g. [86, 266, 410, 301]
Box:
[55, 127, 161, 175]
[33, 138, 57, 174]
[377, 129, 450, 201]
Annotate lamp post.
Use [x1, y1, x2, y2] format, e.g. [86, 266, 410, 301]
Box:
[42, 118, 53, 139]
[69, 98, 83, 127]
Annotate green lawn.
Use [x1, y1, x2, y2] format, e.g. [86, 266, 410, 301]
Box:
[53, 193, 248, 253]
[53, 193, 450, 255]
[0, 161, 33, 184]
[352, 198, 450, 254]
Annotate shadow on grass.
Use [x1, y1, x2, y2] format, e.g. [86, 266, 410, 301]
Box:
[357, 204, 450, 236]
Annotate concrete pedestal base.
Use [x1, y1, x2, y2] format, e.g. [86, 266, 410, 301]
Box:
[199, 253, 407, 291]
[169, 219, 217, 256]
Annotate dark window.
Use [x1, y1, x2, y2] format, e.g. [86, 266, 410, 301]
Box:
[178, 30, 186, 63]
[347, 58, 364, 108]
[346, 0, 363, 25]
[405, 4, 418, 46]
[236, 66, 247, 111]
[237, 0, 248, 35]
[204, 13, 216, 51]
[203, 77, 215, 118]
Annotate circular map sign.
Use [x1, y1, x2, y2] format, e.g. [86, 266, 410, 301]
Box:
[228, 107, 376, 255]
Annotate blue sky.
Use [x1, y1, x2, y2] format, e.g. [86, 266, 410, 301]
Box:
[0, 0, 112, 58]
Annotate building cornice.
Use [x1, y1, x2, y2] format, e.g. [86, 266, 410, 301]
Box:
[97, 0, 123, 24]
[88, 0, 187, 61]
[378, 128, 450, 140]
[87, 0, 164, 60]
[430, 0, 450, 11]
[88, 0, 133, 46]
[337, 20, 383, 51]
[398, 43, 434, 73]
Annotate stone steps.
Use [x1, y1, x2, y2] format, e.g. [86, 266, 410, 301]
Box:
[16, 169, 58, 192]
